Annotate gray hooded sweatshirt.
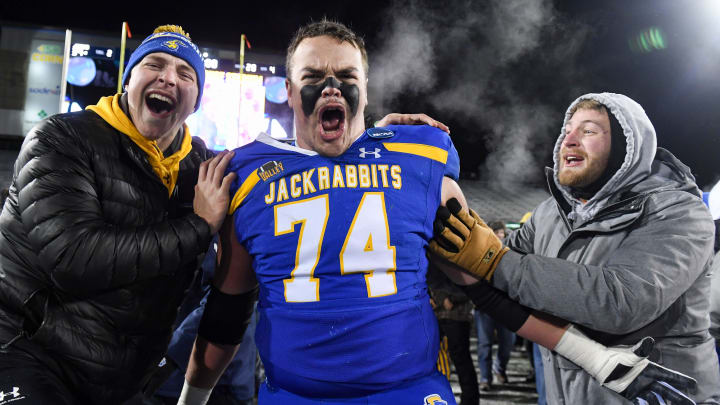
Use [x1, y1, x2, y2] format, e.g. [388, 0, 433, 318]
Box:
[495, 93, 720, 404]
[710, 250, 720, 340]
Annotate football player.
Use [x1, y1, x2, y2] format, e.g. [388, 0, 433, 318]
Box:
[179, 20, 696, 405]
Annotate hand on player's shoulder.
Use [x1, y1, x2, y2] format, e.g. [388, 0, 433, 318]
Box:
[375, 113, 450, 133]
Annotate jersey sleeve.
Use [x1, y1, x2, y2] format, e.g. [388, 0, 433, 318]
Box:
[445, 141, 460, 180]
[226, 147, 262, 216]
[385, 124, 460, 180]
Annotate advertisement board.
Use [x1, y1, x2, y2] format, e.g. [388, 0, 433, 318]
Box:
[23, 40, 64, 134]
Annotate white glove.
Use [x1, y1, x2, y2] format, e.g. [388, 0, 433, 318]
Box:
[554, 325, 697, 405]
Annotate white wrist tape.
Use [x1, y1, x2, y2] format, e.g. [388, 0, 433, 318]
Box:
[554, 324, 610, 378]
[177, 380, 212, 405]
[553, 325, 648, 393]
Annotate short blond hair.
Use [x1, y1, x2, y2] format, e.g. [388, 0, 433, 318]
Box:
[286, 19, 368, 79]
[153, 24, 191, 40]
[569, 99, 607, 116]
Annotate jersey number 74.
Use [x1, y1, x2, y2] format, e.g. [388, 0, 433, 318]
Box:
[274, 192, 397, 302]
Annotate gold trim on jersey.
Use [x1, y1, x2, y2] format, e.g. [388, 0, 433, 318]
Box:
[229, 170, 260, 214]
[382, 142, 448, 164]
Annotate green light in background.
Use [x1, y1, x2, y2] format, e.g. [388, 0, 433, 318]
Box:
[640, 33, 650, 52]
[650, 28, 666, 49]
[629, 26, 667, 53]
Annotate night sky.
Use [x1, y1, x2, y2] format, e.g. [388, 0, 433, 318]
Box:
[3, 0, 719, 188]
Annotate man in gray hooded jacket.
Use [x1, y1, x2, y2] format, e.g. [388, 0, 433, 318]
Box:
[431, 92, 720, 404]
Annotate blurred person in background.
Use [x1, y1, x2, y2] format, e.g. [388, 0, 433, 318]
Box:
[149, 237, 258, 405]
[474, 220, 515, 391]
[428, 264, 480, 404]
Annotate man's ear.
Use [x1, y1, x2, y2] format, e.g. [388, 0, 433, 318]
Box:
[285, 78, 293, 108]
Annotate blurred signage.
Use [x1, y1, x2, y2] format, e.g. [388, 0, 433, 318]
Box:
[186, 71, 293, 151]
[31, 44, 63, 63]
[71, 43, 115, 59]
[238, 62, 277, 75]
[23, 39, 63, 134]
[195, 55, 281, 76]
[187, 71, 266, 151]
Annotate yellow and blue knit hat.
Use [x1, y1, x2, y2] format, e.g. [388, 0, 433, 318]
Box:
[122, 27, 205, 111]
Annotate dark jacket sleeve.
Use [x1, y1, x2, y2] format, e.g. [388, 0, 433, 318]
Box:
[16, 117, 213, 296]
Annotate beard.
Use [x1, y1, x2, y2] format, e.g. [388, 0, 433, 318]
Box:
[557, 153, 609, 188]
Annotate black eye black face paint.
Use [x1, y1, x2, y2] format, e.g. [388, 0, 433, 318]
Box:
[300, 76, 360, 117]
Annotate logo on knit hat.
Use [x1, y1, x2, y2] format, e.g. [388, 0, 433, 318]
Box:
[146, 32, 201, 57]
[162, 39, 187, 51]
[123, 30, 205, 111]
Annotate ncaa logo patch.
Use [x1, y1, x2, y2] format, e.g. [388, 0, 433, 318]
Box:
[367, 127, 395, 139]
[423, 394, 448, 405]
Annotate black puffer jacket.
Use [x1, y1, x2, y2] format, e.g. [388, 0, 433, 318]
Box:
[0, 110, 213, 403]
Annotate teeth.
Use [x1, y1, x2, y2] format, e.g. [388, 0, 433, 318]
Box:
[148, 93, 173, 105]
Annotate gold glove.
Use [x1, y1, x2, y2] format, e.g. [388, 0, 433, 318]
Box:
[429, 198, 509, 281]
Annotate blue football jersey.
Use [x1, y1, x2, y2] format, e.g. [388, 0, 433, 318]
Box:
[227, 125, 460, 397]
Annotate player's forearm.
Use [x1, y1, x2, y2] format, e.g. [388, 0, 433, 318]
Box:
[185, 337, 240, 389]
[515, 311, 568, 350]
[183, 281, 257, 398]
[461, 280, 567, 349]
[179, 338, 239, 405]
[461, 281, 695, 402]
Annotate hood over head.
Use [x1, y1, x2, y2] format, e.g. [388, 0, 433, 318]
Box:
[553, 93, 657, 219]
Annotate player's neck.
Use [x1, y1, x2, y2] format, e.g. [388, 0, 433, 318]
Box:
[295, 125, 366, 156]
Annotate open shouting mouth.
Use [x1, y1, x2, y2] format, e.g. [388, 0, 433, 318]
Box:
[319, 104, 346, 139]
[563, 153, 585, 167]
[145, 92, 176, 117]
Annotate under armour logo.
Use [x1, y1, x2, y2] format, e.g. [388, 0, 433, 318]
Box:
[359, 148, 381, 158]
[0, 387, 21, 402]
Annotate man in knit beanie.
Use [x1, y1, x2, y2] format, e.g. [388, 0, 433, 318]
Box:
[0, 24, 234, 404]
